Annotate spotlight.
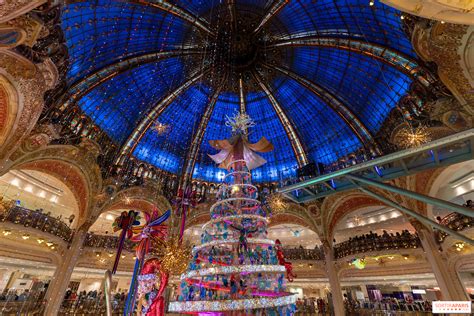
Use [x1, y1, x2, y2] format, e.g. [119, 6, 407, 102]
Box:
[22, 234, 30, 240]
[46, 241, 53, 247]
[37, 238, 44, 244]
[121, 255, 125, 259]
[2, 230, 11, 236]
[96, 253, 100, 257]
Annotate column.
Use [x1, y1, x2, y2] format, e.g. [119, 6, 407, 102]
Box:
[322, 241, 345, 316]
[43, 227, 88, 315]
[414, 222, 469, 301]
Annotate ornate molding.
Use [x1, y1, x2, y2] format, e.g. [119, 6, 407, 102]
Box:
[0, 0, 47, 24]
[412, 21, 474, 116]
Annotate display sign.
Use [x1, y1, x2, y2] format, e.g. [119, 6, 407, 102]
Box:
[432, 301, 471, 313]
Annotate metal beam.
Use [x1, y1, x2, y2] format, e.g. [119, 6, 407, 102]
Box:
[354, 185, 474, 246]
[252, 70, 309, 167]
[118, 69, 208, 160]
[347, 174, 474, 218]
[253, 0, 288, 34]
[134, 0, 216, 36]
[59, 49, 201, 112]
[180, 83, 224, 188]
[279, 129, 474, 201]
[267, 35, 432, 84]
[265, 63, 375, 147]
[227, 0, 237, 31]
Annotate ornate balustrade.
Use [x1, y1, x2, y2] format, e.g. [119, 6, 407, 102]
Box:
[334, 233, 421, 259]
[436, 212, 474, 243]
[0, 206, 73, 242]
[282, 248, 325, 261]
[1, 206, 429, 261]
[84, 233, 135, 253]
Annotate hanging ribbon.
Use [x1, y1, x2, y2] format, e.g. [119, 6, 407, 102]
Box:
[173, 186, 197, 242]
[112, 210, 140, 274]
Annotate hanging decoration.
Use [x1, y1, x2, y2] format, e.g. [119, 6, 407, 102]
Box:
[152, 121, 170, 136]
[173, 186, 197, 242]
[350, 258, 367, 270]
[111, 210, 140, 274]
[0, 196, 14, 213]
[275, 239, 297, 282]
[396, 124, 431, 149]
[169, 112, 296, 314]
[266, 193, 288, 215]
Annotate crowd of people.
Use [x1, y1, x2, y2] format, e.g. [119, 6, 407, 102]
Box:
[334, 230, 420, 259]
[62, 289, 128, 311]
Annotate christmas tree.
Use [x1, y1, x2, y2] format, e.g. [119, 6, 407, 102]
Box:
[169, 112, 297, 315]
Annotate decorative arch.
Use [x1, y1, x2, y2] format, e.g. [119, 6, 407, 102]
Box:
[96, 183, 172, 217]
[4, 140, 103, 224]
[322, 191, 386, 240]
[0, 74, 20, 146]
[426, 162, 474, 218]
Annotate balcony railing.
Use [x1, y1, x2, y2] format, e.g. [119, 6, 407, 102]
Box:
[1, 206, 431, 261]
[0, 206, 73, 242]
[334, 233, 421, 259]
[436, 212, 474, 243]
[282, 248, 325, 261]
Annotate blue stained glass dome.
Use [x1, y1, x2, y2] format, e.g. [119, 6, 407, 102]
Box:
[60, 0, 421, 183]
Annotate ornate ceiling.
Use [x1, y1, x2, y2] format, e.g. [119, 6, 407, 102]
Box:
[59, 0, 422, 183]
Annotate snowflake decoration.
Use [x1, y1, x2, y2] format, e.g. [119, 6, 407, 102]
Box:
[152, 121, 170, 135]
[396, 125, 431, 149]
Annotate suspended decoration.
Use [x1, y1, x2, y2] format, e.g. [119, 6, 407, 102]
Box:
[0, 196, 14, 213]
[350, 258, 367, 270]
[152, 121, 170, 136]
[160, 238, 191, 275]
[111, 210, 140, 274]
[173, 186, 198, 242]
[169, 113, 296, 314]
[395, 124, 431, 149]
[266, 193, 288, 215]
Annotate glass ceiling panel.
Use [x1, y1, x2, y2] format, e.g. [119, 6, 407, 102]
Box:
[270, 76, 361, 165]
[290, 47, 412, 133]
[62, 0, 191, 83]
[133, 84, 212, 174]
[79, 57, 186, 142]
[194, 92, 240, 183]
[246, 91, 299, 182]
[272, 0, 415, 57]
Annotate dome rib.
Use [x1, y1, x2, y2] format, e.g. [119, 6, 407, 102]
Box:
[253, 0, 289, 34]
[268, 35, 429, 84]
[118, 68, 209, 161]
[60, 49, 202, 113]
[180, 84, 224, 188]
[264, 63, 377, 150]
[131, 0, 216, 36]
[252, 70, 309, 168]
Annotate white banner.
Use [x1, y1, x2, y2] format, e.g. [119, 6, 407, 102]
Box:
[432, 301, 471, 313]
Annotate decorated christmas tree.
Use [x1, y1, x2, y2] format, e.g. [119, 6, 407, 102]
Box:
[169, 112, 297, 315]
